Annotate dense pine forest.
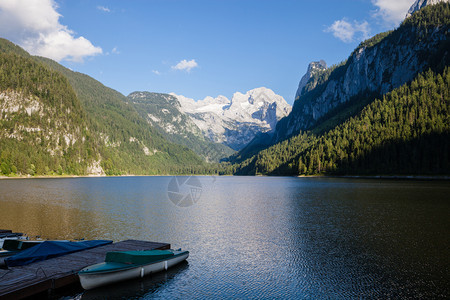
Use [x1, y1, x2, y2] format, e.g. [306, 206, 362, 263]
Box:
[229, 68, 449, 176]
[220, 3, 450, 176]
[35, 57, 205, 175]
[0, 39, 206, 176]
[0, 44, 98, 175]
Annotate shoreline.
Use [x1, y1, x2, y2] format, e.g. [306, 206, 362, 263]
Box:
[1, 174, 449, 180]
[0, 174, 148, 180]
[322, 175, 450, 181]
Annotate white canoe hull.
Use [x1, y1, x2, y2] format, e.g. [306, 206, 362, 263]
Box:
[79, 251, 189, 290]
[0, 236, 21, 249]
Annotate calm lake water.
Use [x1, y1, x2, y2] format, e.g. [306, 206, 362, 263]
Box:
[0, 176, 449, 299]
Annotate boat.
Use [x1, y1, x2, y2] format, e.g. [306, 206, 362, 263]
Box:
[0, 239, 43, 267]
[5, 240, 113, 267]
[78, 249, 189, 290]
[0, 231, 24, 248]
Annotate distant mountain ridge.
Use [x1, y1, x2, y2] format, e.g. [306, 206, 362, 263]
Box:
[127, 91, 235, 162]
[172, 87, 291, 150]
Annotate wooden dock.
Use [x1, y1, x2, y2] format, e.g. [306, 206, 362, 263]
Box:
[0, 239, 170, 300]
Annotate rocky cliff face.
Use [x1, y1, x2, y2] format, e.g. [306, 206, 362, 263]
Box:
[406, 0, 449, 17]
[172, 87, 291, 150]
[295, 60, 327, 101]
[275, 10, 449, 140]
[128, 91, 202, 138]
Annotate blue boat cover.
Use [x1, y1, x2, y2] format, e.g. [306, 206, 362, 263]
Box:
[5, 240, 112, 267]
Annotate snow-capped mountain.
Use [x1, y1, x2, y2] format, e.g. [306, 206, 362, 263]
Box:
[171, 87, 291, 150]
[406, 0, 449, 17]
[127, 91, 235, 162]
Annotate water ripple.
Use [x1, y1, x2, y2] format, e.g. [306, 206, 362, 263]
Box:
[0, 177, 448, 298]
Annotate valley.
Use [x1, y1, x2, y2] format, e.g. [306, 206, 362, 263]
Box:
[0, 1, 449, 177]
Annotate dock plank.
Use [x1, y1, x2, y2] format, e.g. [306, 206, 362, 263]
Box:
[0, 239, 170, 300]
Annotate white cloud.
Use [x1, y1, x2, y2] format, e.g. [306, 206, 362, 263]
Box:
[371, 0, 414, 26]
[325, 19, 370, 43]
[112, 47, 120, 54]
[152, 70, 161, 75]
[97, 6, 111, 13]
[0, 0, 102, 62]
[171, 59, 198, 72]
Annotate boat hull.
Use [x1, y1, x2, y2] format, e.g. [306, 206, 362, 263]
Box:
[0, 252, 16, 267]
[0, 235, 24, 249]
[79, 251, 189, 290]
[0, 240, 43, 267]
[0, 250, 19, 267]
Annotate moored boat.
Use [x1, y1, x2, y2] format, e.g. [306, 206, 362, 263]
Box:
[78, 249, 189, 290]
[5, 240, 113, 267]
[0, 239, 43, 267]
[0, 231, 24, 248]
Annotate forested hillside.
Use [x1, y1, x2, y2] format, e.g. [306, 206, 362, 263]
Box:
[274, 2, 449, 143]
[127, 91, 235, 162]
[35, 57, 205, 175]
[0, 39, 205, 176]
[226, 4, 450, 176]
[230, 68, 449, 176]
[0, 41, 100, 175]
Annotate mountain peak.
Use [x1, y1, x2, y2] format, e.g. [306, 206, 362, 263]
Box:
[295, 60, 327, 100]
[406, 0, 449, 18]
[233, 87, 284, 105]
[171, 88, 291, 150]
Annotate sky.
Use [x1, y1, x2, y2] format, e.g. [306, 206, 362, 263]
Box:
[0, 0, 416, 104]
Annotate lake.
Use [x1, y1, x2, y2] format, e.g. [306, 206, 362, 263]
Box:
[0, 176, 448, 299]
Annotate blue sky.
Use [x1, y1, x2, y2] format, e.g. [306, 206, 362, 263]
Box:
[0, 0, 415, 104]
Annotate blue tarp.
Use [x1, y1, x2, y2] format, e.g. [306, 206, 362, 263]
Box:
[5, 240, 112, 267]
